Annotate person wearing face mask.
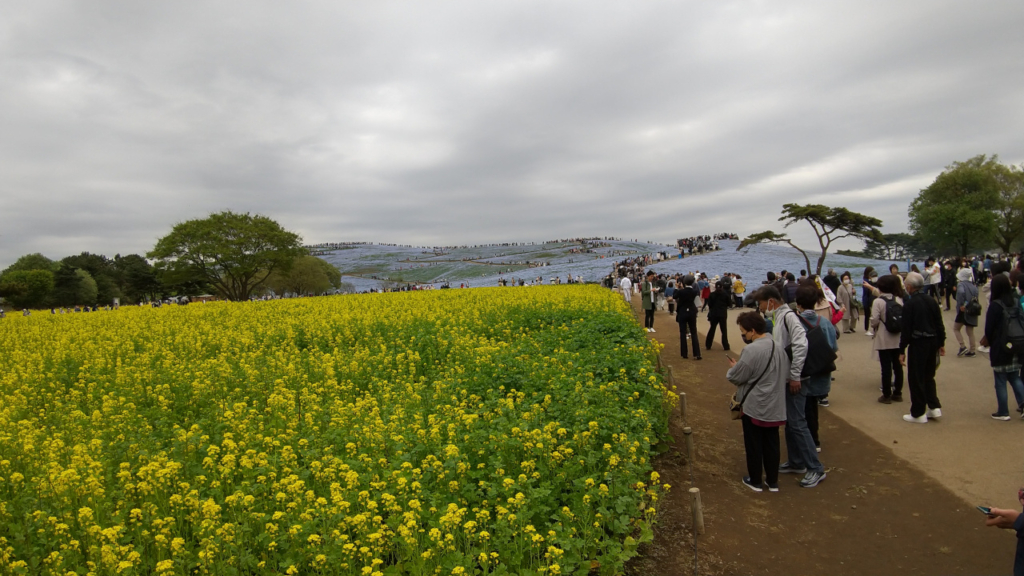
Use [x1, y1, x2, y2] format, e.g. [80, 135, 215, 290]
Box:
[953, 267, 980, 357]
[836, 271, 858, 334]
[862, 267, 880, 335]
[726, 311, 789, 492]
[752, 286, 826, 488]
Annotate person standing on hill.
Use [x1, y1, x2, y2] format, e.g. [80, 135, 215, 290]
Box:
[705, 279, 732, 351]
[836, 271, 858, 334]
[641, 271, 656, 333]
[726, 311, 788, 492]
[871, 275, 905, 403]
[752, 286, 825, 488]
[620, 275, 632, 303]
[733, 275, 747, 308]
[980, 275, 1024, 420]
[953, 267, 980, 357]
[899, 272, 946, 423]
[674, 275, 702, 360]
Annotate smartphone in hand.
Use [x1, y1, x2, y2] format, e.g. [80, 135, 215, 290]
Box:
[977, 505, 993, 515]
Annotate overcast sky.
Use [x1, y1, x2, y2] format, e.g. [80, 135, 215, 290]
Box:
[2, 0, 1023, 267]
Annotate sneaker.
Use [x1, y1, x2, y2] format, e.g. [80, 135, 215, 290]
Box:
[991, 413, 1011, 421]
[779, 462, 807, 474]
[800, 470, 827, 488]
[694, 356, 702, 360]
[878, 395, 892, 404]
[957, 346, 968, 357]
[978, 345, 991, 353]
[818, 398, 830, 407]
[765, 482, 779, 492]
[964, 351, 976, 358]
[892, 394, 904, 402]
[650, 328, 656, 333]
[926, 408, 942, 418]
[903, 414, 928, 423]
[815, 444, 821, 453]
[1017, 404, 1023, 414]
[865, 331, 874, 337]
[741, 476, 764, 492]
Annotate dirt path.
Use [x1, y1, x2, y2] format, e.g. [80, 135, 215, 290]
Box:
[626, 298, 1017, 576]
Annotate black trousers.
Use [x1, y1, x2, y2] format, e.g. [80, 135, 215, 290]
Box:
[677, 314, 700, 358]
[907, 340, 941, 417]
[944, 289, 953, 310]
[706, 316, 730, 350]
[879, 348, 904, 397]
[805, 394, 820, 447]
[742, 415, 781, 486]
[863, 293, 876, 331]
[644, 307, 655, 328]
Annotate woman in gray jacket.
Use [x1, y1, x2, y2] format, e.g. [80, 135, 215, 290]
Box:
[953, 266, 979, 357]
[727, 311, 790, 492]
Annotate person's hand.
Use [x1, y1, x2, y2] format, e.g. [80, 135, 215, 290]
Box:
[788, 380, 801, 394]
[980, 335, 989, 347]
[939, 347, 945, 357]
[959, 305, 965, 312]
[898, 354, 906, 366]
[984, 508, 1020, 530]
[727, 356, 737, 367]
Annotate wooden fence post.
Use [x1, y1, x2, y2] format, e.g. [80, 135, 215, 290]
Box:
[689, 487, 705, 534]
[683, 426, 694, 464]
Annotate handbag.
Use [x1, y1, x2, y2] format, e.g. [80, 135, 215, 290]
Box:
[729, 340, 776, 420]
[966, 296, 982, 316]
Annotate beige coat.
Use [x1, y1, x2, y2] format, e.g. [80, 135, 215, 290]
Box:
[870, 294, 903, 351]
[836, 283, 859, 322]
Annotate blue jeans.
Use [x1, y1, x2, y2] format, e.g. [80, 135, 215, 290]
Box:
[784, 384, 824, 472]
[993, 370, 1024, 416]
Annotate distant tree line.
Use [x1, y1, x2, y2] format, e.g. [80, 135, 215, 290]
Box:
[0, 211, 345, 309]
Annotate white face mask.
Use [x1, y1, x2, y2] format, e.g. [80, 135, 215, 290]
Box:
[843, 279, 851, 284]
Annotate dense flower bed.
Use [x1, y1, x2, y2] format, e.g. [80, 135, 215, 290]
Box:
[0, 286, 673, 575]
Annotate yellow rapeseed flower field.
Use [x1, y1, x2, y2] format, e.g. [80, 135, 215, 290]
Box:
[0, 286, 673, 575]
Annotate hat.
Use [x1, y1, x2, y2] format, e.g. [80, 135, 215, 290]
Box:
[956, 267, 973, 282]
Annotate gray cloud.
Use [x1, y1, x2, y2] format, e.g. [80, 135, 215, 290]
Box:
[1, 0, 1023, 265]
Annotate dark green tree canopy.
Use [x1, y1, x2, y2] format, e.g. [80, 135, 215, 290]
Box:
[264, 256, 342, 296]
[148, 211, 305, 301]
[909, 154, 1000, 257]
[739, 203, 884, 275]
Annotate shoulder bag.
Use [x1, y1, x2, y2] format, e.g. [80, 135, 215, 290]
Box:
[730, 340, 776, 420]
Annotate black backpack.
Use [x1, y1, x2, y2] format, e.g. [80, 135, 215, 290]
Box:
[997, 300, 1024, 355]
[785, 314, 838, 378]
[883, 297, 903, 334]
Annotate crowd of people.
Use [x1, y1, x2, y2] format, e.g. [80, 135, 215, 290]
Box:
[612, 252, 1024, 505]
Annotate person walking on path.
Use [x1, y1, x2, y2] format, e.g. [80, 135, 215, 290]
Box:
[836, 271, 859, 334]
[727, 311, 788, 492]
[980, 275, 1024, 420]
[954, 267, 980, 357]
[733, 275, 746, 308]
[899, 272, 946, 423]
[795, 285, 838, 453]
[705, 279, 731, 351]
[641, 271, 656, 333]
[674, 275, 702, 360]
[753, 286, 826, 488]
[620, 275, 632, 303]
[863, 267, 880, 334]
[871, 274, 905, 403]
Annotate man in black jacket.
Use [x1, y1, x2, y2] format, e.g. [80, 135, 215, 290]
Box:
[674, 275, 702, 360]
[899, 272, 946, 423]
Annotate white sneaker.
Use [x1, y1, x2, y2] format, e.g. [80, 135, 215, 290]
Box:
[978, 346, 990, 353]
[926, 408, 942, 419]
[646, 328, 652, 333]
[865, 331, 874, 337]
[650, 328, 656, 333]
[903, 414, 928, 424]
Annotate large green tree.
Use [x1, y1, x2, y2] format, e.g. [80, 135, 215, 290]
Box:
[862, 233, 936, 261]
[148, 211, 305, 301]
[0, 270, 55, 309]
[991, 162, 1024, 254]
[738, 203, 884, 275]
[62, 252, 120, 305]
[909, 155, 1001, 257]
[112, 254, 161, 303]
[264, 256, 341, 296]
